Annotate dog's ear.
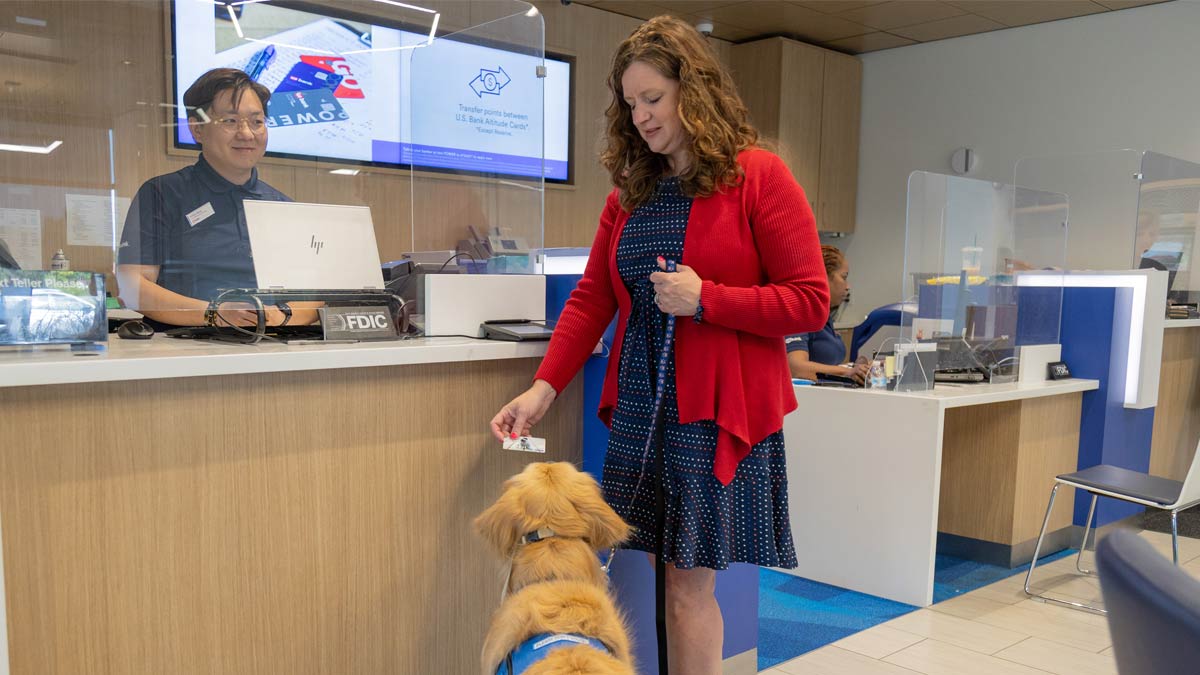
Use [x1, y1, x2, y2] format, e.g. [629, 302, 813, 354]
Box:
[579, 497, 630, 550]
[564, 469, 630, 550]
[474, 483, 526, 557]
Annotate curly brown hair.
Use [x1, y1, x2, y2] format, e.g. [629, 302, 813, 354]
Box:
[602, 16, 759, 212]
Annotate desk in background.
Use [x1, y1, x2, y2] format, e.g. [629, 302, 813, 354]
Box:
[782, 379, 1098, 607]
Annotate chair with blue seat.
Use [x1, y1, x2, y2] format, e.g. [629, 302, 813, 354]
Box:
[1096, 529, 1200, 675]
[1024, 438, 1200, 614]
[848, 302, 917, 362]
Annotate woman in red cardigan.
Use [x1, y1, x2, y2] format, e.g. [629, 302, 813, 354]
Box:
[490, 16, 828, 674]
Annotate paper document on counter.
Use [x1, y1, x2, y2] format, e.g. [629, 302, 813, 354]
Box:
[0, 208, 42, 269]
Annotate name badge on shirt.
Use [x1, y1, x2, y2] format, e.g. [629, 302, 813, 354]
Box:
[185, 202, 216, 227]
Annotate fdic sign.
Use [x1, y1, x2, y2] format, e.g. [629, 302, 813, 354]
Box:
[321, 306, 397, 341]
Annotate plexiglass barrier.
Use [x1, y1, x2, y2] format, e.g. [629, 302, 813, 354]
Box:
[408, 2, 545, 278]
[1136, 152, 1200, 312]
[1014, 149, 1200, 317]
[0, 0, 543, 337]
[899, 172, 1067, 389]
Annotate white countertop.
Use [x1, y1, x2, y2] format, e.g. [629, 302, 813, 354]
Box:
[1165, 318, 1200, 328]
[0, 335, 550, 388]
[795, 378, 1099, 409]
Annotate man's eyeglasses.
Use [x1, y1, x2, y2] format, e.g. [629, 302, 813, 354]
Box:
[210, 116, 268, 134]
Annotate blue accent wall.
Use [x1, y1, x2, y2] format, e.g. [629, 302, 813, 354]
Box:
[546, 272, 759, 673]
[1059, 286, 1156, 527]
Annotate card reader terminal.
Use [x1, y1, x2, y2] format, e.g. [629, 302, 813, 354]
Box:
[482, 319, 553, 341]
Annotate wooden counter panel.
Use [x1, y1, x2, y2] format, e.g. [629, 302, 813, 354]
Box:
[1150, 326, 1200, 480]
[939, 401, 1021, 543]
[939, 394, 1080, 545]
[1013, 394, 1084, 544]
[0, 358, 581, 675]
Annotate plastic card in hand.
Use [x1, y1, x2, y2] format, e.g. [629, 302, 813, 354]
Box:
[503, 436, 546, 453]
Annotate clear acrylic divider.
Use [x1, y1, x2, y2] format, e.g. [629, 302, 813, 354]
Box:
[1014, 148, 1200, 318]
[901, 171, 1067, 389]
[1136, 152, 1200, 310]
[408, 1, 545, 281]
[113, 1, 456, 328]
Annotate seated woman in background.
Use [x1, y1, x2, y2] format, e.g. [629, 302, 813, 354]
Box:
[787, 245, 870, 385]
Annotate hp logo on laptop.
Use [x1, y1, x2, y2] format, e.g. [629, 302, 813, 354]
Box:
[310, 235, 324, 255]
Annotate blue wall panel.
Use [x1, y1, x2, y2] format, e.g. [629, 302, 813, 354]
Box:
[1059, 286, 1156, 527]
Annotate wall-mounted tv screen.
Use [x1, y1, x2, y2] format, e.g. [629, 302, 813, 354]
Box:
[171, 0, 573, 183]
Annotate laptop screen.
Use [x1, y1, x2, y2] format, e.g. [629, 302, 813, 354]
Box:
[243, 201, 385, 290]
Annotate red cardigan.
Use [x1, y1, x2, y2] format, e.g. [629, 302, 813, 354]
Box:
[535, 149, 829, 484]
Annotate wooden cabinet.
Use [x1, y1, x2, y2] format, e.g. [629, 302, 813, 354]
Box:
[732, 38, 862, 233]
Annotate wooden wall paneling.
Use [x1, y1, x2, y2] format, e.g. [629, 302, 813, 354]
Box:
[0, 358, 583, 675]
[1150, 326, 1200, 480]
[816, 52, 862, 233]
[536, 0, 643, 248]
[356, 173, 412, 262]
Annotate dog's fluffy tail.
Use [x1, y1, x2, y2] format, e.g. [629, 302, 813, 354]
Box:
[523, 645, 635, 675]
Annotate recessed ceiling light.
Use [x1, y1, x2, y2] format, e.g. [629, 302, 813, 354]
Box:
[15, 16, 47, 27]
[329, 168, 360, 176]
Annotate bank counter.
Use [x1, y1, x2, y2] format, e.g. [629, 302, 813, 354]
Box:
[0, 337, 581, 675]
[781, 313, 1200, 608]
[1151, 319, 1200, 480]
[783, 377, 1098, 607]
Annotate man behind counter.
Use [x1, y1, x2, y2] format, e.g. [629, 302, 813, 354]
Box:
[116, 68, 320, 328]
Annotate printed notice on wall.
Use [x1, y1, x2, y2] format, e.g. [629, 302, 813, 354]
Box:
[0, 208, 42, 270]
[66, 193, 131, 247]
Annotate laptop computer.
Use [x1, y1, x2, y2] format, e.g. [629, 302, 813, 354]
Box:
[243, 200, 385, 290]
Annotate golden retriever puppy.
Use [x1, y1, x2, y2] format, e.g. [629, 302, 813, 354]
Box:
[475, 462, 635, 675]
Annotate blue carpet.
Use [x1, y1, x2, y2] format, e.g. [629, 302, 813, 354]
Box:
[757, 548, 1076, 670]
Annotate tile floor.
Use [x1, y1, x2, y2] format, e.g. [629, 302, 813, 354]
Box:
[760, 530, 1200, 674]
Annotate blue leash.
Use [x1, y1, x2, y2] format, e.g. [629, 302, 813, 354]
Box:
[635, 258, 677, 675]
[631, 257, 678, 501]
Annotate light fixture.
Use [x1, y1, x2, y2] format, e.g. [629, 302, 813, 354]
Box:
[1015, 270, 1164, 408]
[219, 0, 441, 55]
[329, 168, 360, 176]
[0, 140, 62, 154]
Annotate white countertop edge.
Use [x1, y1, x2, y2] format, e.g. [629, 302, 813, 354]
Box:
[929, 378, 1099, 408]
[1165, 318, 1200, 328]
[0, 337, 550, 388]
[794, 378, 1100, 409]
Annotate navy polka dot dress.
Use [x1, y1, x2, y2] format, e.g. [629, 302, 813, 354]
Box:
[601, 176, 798, 571]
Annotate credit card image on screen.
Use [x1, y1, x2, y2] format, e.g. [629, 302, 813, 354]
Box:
[171, 0, 573, 183]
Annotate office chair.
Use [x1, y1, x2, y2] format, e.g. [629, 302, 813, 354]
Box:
[1097, 529, 1200, 675]
[848, 302, 917, 361]
[1024, 438, 1200, 614]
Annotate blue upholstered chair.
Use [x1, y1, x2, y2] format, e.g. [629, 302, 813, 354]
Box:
[1025, 439, 1200, 614]
[1097, 529, 1200, 675]
[847, 302, 917, 361]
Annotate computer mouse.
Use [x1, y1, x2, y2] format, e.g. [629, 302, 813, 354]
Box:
[116, 320, 154, 340]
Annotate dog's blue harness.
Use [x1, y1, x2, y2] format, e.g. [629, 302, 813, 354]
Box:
[496, 633, 611, 675]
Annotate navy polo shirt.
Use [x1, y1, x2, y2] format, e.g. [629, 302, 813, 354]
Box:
[117, 154, 290, 302]
[785, 316, 846, 366]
